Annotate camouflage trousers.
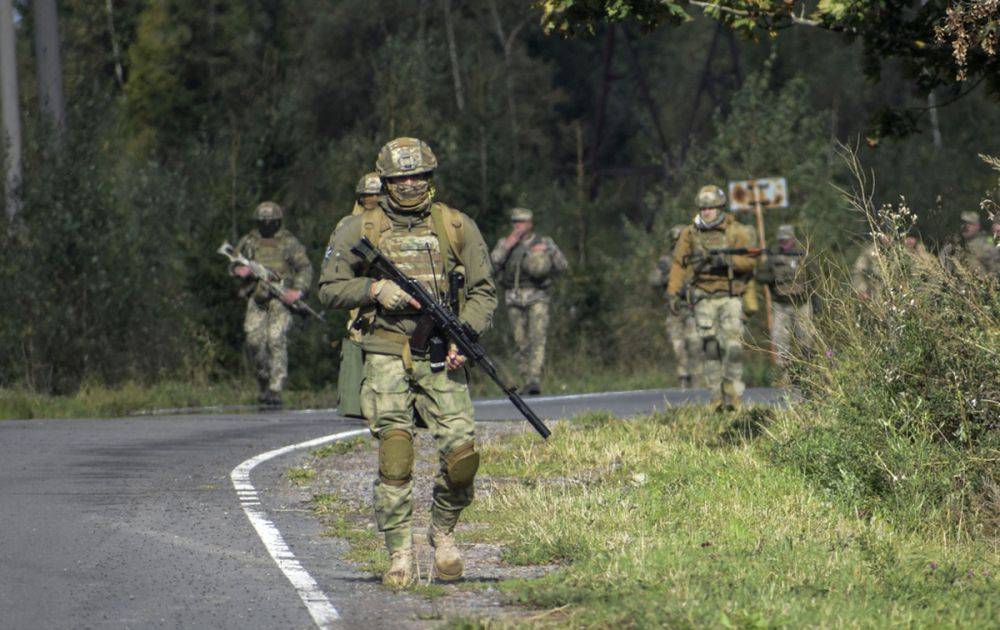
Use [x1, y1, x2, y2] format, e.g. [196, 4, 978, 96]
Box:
[244, 299, 293, 392]
[770, 300, 815, 368]
[507, 301, 549, 385]
[360, 353, 476, 553]
[665, 309, 700, 385]
[693, 295, 745, 403]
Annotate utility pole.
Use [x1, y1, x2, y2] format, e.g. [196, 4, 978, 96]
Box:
[0, 0, 22, 220]
[33, 0, 65, 140]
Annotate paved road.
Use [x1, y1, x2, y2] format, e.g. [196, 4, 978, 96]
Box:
[0, 388, 785, 629]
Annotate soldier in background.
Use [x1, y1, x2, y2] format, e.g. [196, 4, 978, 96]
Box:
[231, 202, 314, 406]
[330, 172, 383, 419]
[850, 233, 890, 300]
[756, 225, 816, 373]
[667, 185, 756, 411]
[958, 211, 998, 277]
[649, 225, 699, 388]
[490, 208, 569, 395]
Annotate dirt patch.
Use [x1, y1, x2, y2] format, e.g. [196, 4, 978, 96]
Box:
[291, 420, 553, 627]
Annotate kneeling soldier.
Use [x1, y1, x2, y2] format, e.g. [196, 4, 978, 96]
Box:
[319, 138, 497, 587]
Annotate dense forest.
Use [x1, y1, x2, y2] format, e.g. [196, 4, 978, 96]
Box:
[1, 0, 998, 394]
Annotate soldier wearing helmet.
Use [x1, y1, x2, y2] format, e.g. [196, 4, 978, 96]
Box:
[318, 138, 497, 588]
[755, 224, 818, 374]
[649, 224, 699, 388]
[490, 207, 569, 395]
[666, 185, 756, 411]
[230, 201, 314, 406]
[958, 211, 998, 277]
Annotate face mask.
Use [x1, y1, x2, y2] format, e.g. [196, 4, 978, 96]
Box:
[386, 179, 431, 209]
[259, 220, 281, 238]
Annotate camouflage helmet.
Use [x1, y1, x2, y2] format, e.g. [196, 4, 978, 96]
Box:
[255, 201, 283, 221]
[776, 224, 796, 240]
[356, 172, 382, 196]
[523, 247, 553, 278]
[510, 207, 533, 222]
[695, 185, 727, 209]
[960, 210, 981, 225]
[376, 137, 437, 179]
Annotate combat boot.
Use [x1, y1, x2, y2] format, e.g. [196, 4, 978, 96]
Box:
[261, 389, 283, 407]
[525, 382, 541, 396]
[382, 548, 416, 588]
[679, 375, 692, 389]
[428, 526, 463, 581]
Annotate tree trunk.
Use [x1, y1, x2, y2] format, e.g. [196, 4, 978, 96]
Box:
[588, 26, 616, 199]
[0, 0, 22, 220]
[34, 0, 65, 139]
[442, 0, 464, 112]
[105, 0, 125, 88]
[487, 0, 525, 181]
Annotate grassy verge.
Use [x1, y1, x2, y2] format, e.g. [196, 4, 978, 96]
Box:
[0, 380, 339, 420]
[458, 409, 997, 627]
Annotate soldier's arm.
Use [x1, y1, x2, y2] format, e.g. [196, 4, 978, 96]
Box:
[317, 217, 376, 309]
[288, 238, 314, 294]
[547, 238, 570, 273]
[229, 234, 253, 275]
[666, 230, 692, 295]
[729, 226, 757, 274]
[458, 218, 499, 335]
[490, 237, 513, 269]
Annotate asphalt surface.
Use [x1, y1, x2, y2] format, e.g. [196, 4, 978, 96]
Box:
[0, 387, 785, 629]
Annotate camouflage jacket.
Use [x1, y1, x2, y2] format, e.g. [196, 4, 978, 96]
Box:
[491, 233, 569, 307]
[233, 228, 313, 303]
[963, 234, 999, 277]
[667, 214, 756, 298]
[850, 243, 883, 297]
[758, 244, 816, 303]
[318, 201, 497, 357]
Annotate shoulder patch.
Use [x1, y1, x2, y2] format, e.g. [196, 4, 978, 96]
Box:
[324, 245, 334, 261]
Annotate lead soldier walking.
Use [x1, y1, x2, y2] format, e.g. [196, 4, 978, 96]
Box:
[230, 202, 313, 407]
[667, 186, 756, 411]
[318, 138, 497, 588]
[490, 208, 568, 395]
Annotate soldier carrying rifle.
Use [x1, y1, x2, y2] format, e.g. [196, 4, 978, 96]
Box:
[666, 185, 757, 411]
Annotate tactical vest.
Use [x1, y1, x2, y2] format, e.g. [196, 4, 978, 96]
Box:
[769, 249, 808, 300]
[501, 237, 550, 291]
[246, 233, 292, 301]
[687, 220, 751, 296]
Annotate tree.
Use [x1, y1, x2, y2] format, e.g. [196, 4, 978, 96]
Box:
[32, 0, 66, 140]
[0, 0, 21, 219]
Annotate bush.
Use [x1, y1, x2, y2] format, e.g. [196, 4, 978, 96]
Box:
[770, 151, 1000, 537]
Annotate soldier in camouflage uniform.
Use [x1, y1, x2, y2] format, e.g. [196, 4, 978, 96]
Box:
[756, 225, 817, 371]
[490, 208, 569, 395]
[231, 202, 314, 406]
[958, 211, 999, 278]
[331, 172, 385, 418]
[319, 138, 497, 588]
[667, 185, 756, 411]
[850, 233, 890, 300]
[649, 225, 699, 388]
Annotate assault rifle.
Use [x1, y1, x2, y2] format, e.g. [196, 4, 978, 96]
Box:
[217, 241, 325, 322]
[351, 236, 551, 440]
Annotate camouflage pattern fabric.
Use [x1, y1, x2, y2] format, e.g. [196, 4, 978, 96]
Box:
[693, 295, 745, 405]
[507, 301, 550, 385]
[360, 353, 476, 553]
[770, 300, 815, 368]
[244, 298, 293, 392]
[665, 309, 700, 385]
[851, 243, 883, 298]
[963, 233, 999, 278]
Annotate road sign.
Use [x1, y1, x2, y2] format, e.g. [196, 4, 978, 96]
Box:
[728, 177, 789, 212]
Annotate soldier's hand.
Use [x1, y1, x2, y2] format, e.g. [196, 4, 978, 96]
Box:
[710, 253, 729, 269]
[530, 242, 548, 253]
[371, 279, 420, 310]
[445, 344, 466, 370]
[281, 289, 303, 305]
[234, 265, 252, 278]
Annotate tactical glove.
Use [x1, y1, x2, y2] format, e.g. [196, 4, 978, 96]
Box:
[709, 253, 729, 270]
[371, 279, 415, 310]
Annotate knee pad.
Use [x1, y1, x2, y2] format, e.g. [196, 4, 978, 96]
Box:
[443, 441, 479, 490]
[702, 337, 721, 359]
[378, 429, 414, 486]
[726, 340, 743, 362]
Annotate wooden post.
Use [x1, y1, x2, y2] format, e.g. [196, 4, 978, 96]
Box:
[752, 183, 777, 364]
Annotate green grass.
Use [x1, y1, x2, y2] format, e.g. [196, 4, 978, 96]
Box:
[0, 380, 339, 420]
[460, 409, 998, 628]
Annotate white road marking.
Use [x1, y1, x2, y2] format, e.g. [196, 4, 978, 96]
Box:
[231, 428, 368, 629]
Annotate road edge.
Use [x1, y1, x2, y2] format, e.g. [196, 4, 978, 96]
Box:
[230, 427, 368, 629]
